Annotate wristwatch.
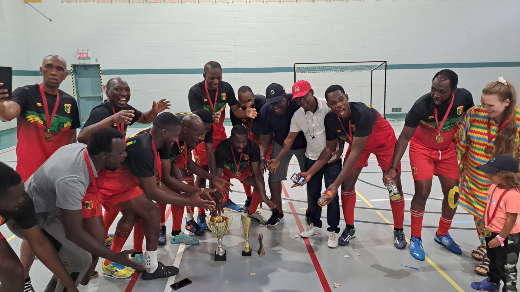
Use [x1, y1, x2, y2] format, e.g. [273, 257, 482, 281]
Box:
[496, 235, 505, 246]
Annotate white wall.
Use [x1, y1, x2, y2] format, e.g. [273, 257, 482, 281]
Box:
[1, 0, 519, 130]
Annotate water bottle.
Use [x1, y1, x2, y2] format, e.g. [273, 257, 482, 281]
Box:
[384, 177, 402, 202]
[318, 191, 332, 207]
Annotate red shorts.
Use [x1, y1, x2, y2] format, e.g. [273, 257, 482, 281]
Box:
[222, 165, 251, 182]
[409, 141, 459, 181]
[345, 134, 401, 171]
[101, 186, 145, 213]
[82, 186, 103, 218]
[193, 140, 222, 167]
[0, 231, 4, 240]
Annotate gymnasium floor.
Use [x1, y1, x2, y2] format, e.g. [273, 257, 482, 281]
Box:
[0, 121, 487, 292]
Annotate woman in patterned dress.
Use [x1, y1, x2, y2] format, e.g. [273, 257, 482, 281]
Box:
[456, 77, 520, 275]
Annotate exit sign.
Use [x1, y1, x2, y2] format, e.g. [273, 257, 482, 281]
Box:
[78, 51, 89, 58]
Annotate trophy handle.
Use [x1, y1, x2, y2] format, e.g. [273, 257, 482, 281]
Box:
[226, 215, 233, 233]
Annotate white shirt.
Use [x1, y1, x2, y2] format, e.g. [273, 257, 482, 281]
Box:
[290, 98, 331, 160]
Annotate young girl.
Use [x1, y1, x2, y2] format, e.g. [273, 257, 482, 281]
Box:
[471, 154, 520, 292]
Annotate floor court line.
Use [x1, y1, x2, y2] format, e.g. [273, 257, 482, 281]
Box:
[355, 191, 465, 292]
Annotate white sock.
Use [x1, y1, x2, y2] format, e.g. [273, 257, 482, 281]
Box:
[160, 222, 166, 227]
[145, 250, 158, 273]
[186, 212, 194, 221]
[78, 284, 89, 292]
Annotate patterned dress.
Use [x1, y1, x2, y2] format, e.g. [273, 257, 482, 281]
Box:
[455, 105, 520, 219]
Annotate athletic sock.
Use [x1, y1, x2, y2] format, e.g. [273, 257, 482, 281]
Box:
[133, 219, 144, 254]
[437, 216, 453, 236]
[242, 182, 252, 198]
[103, 210, 119, 238]
[158, 203, 167, 224]
[145, 250, 158, 273]
[389, 197, 405, 229]
[248, 191, 261, 215]
[410, 209, 425, 239]
[171, 205, 184, 231]
[341, 190, 356, 226]
[78, 284, 89, 292]
[171, 230, 181, 237]
[104, 226, 131, 266]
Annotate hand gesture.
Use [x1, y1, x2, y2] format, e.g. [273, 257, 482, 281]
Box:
[328, 149, 342, 164]
[152, 99, 170, 114]
[113, 249, 145, 271]
[191, 191, 216, 210]
[383, 168, 397, 185]
[199, 188, 216, 201]
[112, 110, 135, 125]
[291, 172, 312, 188]
[267, 158, 280, 173]
[321, 185, 339, 206]
[246, 107, 258, 119]
[211, 175, 232, 193]
[260, 158, 269, 173]
[0, 83, 8, 99]
[213, 108, 225, 123]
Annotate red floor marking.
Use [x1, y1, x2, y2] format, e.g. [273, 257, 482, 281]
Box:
[125, 205, 173, 292]
[282, 183, 332, 292]
[0, 148, 15, 155]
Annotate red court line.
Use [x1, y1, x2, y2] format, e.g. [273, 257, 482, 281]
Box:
[0, 148, 15, 155]
[282, 183, 332, 292]
[125, 205, 173, 292]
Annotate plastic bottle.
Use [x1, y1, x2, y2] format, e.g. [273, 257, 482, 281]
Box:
[384, 177, 402, 201]
[318, 191, 332, 207]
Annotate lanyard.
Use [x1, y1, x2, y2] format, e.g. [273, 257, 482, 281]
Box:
[39, 83, 60, 132]
[247, 117, 254, 131]
[83, 149, 98, 197]
[150, 132, 162, 181]
[177, 140, 188, 169]
[337, 116, 353, 143]
[111, 107, 125, 137]
[204, 81, 219, 113]
[230, 145, 243, 172]
[433, 93, 455, 135]
[487, 112, 515, 143]
[486, 185, 509, 224]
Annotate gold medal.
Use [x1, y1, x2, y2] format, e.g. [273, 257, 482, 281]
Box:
[235, 171, 241, 179]
[44, 131, 53, 142]
[481, 227, 492, 237]
[436, 133, 443, 143]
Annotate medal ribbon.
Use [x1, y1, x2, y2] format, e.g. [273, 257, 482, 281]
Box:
[177, 140, 188, 169]
[150, 132, 162, 181]
[39, 83, 60, 133]
[204, 81, 219, 113]
[111, 107, 125, 137]
[487, 112, 515, 143]
[337, 116, 353, 143]
[83, 149, 98, 197]
[230, 145, 243, 173]
[433, 93, 455, 136]
[486, 185, 509, 226]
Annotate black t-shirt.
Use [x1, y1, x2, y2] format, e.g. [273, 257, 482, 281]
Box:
[188, 81, 238, 114]
[258, 95, 306, 149]
[325, 102, 376, 143]
[83, 101, 143, 137]
[215, 138, 260, 172]
[125, 131, 158, 178]
[0, 193, 38, 230]
[230, 95, 266, 135]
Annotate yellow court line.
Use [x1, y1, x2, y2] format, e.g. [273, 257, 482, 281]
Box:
[6, 235, 16, 242]
[356, 191, 465, 292]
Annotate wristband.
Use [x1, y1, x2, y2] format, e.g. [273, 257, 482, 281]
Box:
[496, 235, 505, 246]
[389, 166, 399, 173]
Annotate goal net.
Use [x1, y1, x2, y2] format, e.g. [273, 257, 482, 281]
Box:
[294, 61, 387, 117]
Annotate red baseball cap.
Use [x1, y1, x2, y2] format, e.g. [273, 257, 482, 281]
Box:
[292, 80, 312, 99]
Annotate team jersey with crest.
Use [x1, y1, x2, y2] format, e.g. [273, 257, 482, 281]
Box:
[215, 138, 260, 172]
[405, 88, 474, 150]
[125, 130, 162, 187]
[83, 101, 143, 137]
[11, 84, 80, 182]
[230, 95, 266, 135]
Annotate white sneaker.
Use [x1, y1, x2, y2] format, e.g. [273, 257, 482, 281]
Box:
[328, 231, 339, 248]
[300, 224, 321, 238]
[248, 211, 267, 223]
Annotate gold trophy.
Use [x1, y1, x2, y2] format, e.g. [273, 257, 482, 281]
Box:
[208, 215, 233, 261]
[241, 215, 252, 256]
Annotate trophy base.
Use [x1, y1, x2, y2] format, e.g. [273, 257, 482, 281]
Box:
[242, 250, 252, 256]
[215, 251, 226, 261]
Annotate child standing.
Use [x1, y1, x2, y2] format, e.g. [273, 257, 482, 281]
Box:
[471, 154, 520, 292]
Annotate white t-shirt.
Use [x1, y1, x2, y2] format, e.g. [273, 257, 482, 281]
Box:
[290, 98, 331, 160]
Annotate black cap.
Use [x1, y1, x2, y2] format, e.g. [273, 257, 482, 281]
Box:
[265, 83, 286, 105]
[477, 154, 519, 174]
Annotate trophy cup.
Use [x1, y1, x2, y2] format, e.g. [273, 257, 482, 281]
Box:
[241, 215, 252, 256]
[207, 215, 233, 261]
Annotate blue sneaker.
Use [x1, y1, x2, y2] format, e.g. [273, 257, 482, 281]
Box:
[394, 229, 407, 250]
[169, 231, 199, 245]
[434, 232, 462, 254]
[130, 252, 146, 265]
[338, 228, 356, 246]
[186, 219, 204, 236]
[198, 213, 208, 230]
[471, 278, 500, 291]
[410, 237, 425, 261]
[222, 199, 243, 212]
[158, 226, 167, 247]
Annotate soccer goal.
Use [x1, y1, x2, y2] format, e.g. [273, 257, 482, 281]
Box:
[293, 61, 387, 117]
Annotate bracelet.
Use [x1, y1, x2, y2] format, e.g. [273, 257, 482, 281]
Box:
[496, 235, 505, 246]
[389, 166, 399, 173]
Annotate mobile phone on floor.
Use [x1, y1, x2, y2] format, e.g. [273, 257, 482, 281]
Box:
[0, 66, 13, 100]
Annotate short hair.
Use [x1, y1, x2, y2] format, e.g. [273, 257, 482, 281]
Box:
[231, 125, 248, 138]
[153, 112, 181, 130]
[433, 69, 458, 90]
[0, 162, 22, 197]
[204, 61, 222, 73]
[238, 86, 253, 95]
[194, 109, 214, 124]
[324, 85, 346, 101]
[87, 128, 124, 156]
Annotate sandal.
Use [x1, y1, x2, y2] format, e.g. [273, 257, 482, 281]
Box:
[474, 258, 490, 276]
[472, 244, 487, 261]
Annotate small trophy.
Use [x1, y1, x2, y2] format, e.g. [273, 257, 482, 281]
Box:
[241, 215, 252, 256]
[257, 234, 265, 256]
[207, 215, 233, 261]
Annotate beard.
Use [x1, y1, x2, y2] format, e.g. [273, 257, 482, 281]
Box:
[432, 97, 451, 108]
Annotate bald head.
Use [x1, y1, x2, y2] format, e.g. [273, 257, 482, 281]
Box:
[182, 114, 206, 146]
[40, 55, 68, 93]
[204, 61, 222, 74]
[42, 55, 66, 67]
[107, 77, 128, 91]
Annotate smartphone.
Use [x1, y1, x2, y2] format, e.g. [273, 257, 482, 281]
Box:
[291, 173, 306, 186]
[0, 66, 12, 100]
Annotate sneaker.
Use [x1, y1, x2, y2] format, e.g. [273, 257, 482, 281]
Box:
[105, 234, 114, 247]
[243, 197, 252, 213]
[198, 213, 208, 230]
[222, 199, 243, 212]
[130, 252, 146, 265]
[141, 262, 179, 280]
[328, 231, 339, 248]
[102, 261, 134, 279]
[394, 229, 407, 250]
[158, 226, 167, 247]
[409, 237, 425, 261]
[471, 278, 500, 291]
[267, 209, 284, 227]
[24, 279, 35, 292]
[248, 211, 267, 223]
[186, 219, 204, 236]
[300, 224, 321, 238]
[338, 228, 356, 246]
[434, 232, 462, 254]
[169, 231, 199, 245]
[91, 271, 99, 279]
